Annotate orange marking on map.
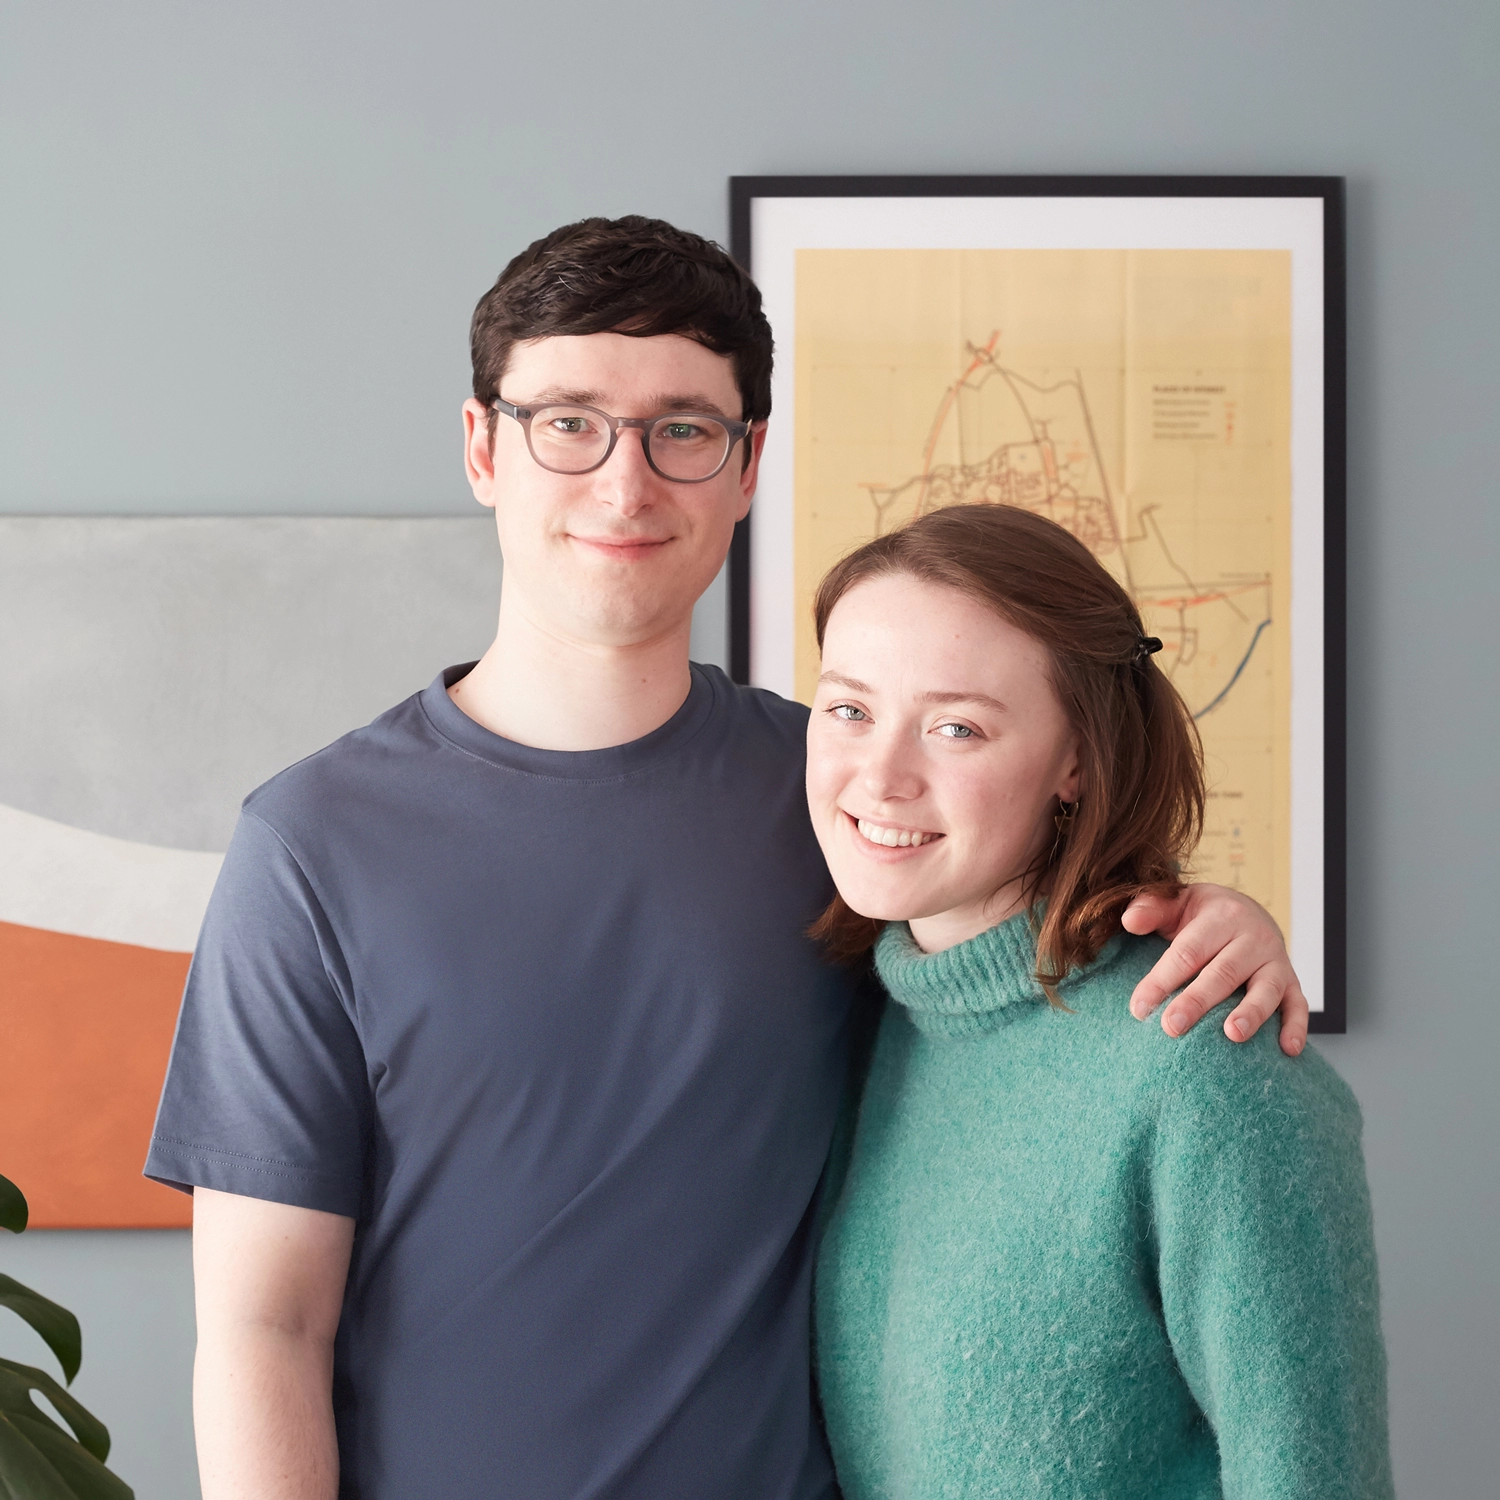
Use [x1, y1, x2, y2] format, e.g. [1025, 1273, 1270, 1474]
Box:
[915, 332, 1000, 514]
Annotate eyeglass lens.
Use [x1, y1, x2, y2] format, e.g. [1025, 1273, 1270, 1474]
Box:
[525, 407, 733, 482]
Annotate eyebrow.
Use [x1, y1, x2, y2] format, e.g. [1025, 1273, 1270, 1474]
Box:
[524, 388, 735, 419]
[819, 672, 1009, 714]
[919, 689, 1010, 714]
[819, 672, 874, 693]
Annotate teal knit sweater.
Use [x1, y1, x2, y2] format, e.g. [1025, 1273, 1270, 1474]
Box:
[815, 914, 1392, 1499]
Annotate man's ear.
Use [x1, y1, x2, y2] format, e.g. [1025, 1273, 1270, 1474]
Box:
[735, 421, 769, 519]
[463, 399, 498, 509]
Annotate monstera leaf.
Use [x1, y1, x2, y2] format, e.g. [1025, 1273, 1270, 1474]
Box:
[0, 1179, 25, 1237]
[0, 1174, 134, 1499]
[0, 1279, 81, 1387]
[0, 1360, 131, 1500]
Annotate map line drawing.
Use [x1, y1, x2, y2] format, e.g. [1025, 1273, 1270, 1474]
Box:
[1193, 617, 1272, 719]
[860, 331, 1271, 726]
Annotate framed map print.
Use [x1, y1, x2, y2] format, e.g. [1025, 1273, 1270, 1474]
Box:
[729, 176, 1346, 1030]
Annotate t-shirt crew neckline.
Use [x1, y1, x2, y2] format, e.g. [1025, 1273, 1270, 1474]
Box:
[419, 660, 720, 781]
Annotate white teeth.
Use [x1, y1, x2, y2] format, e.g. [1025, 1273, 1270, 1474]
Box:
[856, 818, 937, 849]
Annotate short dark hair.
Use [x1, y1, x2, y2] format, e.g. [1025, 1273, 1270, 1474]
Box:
[810, 503, 1205, 990]
[470, 215, 773, 441]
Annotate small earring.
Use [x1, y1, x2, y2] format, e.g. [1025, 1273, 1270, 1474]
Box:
[1054, 799, 1079, 832]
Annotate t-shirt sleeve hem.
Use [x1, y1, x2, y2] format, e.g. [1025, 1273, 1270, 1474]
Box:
[143, 1138, 361, 1219]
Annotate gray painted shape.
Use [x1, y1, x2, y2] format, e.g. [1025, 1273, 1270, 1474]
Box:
[0, 518, 503, 850]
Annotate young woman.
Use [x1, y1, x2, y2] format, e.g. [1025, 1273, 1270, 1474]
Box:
[807, 504, 1391, 1499]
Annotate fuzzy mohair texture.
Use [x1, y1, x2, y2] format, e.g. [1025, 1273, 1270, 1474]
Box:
[815, 916, 1393, 1500]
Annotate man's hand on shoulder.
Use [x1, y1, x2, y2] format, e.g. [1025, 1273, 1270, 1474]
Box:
[1122, 884, 1309, 1057]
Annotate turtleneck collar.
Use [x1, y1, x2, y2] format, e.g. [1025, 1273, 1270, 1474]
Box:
[875, 910, 1122, 1039]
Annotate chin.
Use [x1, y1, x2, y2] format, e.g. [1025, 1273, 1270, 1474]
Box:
[829, 872, 928, 925]
[563, 588, 676, 642]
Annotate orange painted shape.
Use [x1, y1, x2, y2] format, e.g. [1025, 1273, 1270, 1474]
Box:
[0, 921, 192, 1228]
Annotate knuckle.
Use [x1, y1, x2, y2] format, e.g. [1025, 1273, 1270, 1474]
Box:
[1239, 983, 1276, 1019]
[1207, 951, 1243, 985]
[1169, 936, 1209, 973]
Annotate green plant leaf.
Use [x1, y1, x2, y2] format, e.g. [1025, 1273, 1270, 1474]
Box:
[0, 1178, 26, 1237]
[0, 1361, 110, 1464]
[0, 1184, 133, 1499]
[0, 1278, 82, 1385]
[1, 1411, 133, 1499]
[0, 1412, 78, 1500]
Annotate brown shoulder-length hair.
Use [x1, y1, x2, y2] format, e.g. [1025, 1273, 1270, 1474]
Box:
[809, 503, 1205, 993]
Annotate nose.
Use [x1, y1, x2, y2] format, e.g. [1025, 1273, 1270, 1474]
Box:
[858, 723, 925, 807]
[595, 426, 659, 516]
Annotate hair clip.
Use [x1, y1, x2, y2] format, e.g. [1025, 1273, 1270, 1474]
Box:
[1134, 635, 1164, 663]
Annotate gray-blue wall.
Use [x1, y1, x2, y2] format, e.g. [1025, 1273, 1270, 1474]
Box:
[3, 2, 1496, 1494]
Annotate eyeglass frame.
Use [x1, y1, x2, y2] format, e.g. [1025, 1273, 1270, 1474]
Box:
[492, 398, 754, 484]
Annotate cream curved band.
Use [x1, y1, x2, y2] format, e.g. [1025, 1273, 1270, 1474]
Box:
[0, 803, 223, 953]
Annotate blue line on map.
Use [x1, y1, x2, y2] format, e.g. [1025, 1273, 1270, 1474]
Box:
[1193, 619, 1272, 720]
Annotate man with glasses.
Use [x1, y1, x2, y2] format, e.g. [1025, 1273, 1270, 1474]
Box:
[148, 216, 1309, 1500]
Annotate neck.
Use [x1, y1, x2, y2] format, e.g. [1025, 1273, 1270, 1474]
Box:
[907, 881, 1028, 955]
[448, 588, 695, 752]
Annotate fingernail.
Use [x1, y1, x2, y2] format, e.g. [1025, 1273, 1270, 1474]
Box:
[1229, 1019, 1247, 1041]
[1288, 1037, 1304, 1056]
[1130, 1002, 1145, 1020]
[1162, 1013, 1180, 1037]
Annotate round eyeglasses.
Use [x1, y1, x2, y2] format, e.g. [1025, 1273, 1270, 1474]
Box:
[493, 398, 752, 484]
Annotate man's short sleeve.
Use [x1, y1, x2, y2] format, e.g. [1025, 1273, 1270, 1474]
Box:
[144, 809, 370, 1218]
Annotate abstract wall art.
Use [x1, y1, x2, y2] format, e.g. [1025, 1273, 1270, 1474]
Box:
[0, 517, 500, 1225]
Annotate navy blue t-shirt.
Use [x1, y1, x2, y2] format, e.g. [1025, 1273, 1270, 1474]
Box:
[147, 664, 858, 1500]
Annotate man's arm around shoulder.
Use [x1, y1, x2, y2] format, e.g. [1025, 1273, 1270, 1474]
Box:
[193, 1188, 355, 1500]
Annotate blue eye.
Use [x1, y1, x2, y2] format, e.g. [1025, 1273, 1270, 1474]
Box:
[830, 704, 868, 722]
[936, 722, 974, 739]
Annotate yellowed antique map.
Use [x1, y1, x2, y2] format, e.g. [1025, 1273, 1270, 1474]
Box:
[794, 248, 1292, 928]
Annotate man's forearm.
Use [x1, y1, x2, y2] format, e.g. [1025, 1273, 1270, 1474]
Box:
[195, 1325, 339, 1500]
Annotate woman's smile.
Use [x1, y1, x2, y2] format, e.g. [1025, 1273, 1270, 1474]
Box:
[848, 813, 943, 851]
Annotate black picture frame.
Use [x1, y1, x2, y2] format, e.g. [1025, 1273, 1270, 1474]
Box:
[728, 174, 1346, 1033]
